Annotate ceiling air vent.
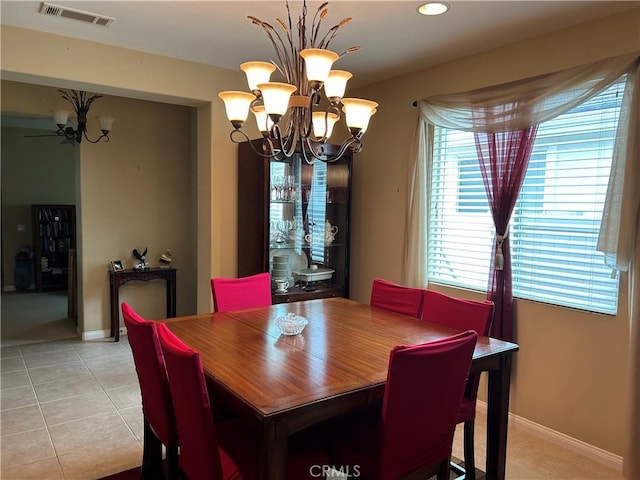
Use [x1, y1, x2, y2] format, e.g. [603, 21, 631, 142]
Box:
[39, 2, 115, 27]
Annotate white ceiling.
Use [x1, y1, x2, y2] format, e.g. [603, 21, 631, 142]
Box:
[2, 0, 639, 91]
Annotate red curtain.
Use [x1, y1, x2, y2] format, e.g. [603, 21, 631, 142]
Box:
[474, 127, 538, 341]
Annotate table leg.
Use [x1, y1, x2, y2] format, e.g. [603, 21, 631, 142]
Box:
[485, 354, 513, 480]
[110, 279, 120, 342]
[166, 274, 176, 318]
[260, 420, 288, 480]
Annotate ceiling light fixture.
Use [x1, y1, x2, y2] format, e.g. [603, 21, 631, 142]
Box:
[218, 1, 378, 164]
[52, 89, 114, 144]
[418, 2, 450, 16]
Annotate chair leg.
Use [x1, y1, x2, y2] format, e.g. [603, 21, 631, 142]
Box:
[463, 419, 476, 480]
[166, 445, 180, 480]
[141, 418, 163, 480]
[436, 458, 451, 480]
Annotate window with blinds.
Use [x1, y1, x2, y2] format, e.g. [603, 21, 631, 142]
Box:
[428, 80, 624, 314]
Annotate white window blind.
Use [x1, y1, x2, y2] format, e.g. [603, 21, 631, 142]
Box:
[308, 160, 327, 263]
[428, 80, 623, 314]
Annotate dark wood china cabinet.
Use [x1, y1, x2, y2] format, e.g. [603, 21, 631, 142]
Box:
[237, 139, 352, 304]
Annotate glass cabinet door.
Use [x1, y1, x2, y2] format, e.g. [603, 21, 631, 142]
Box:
[238, 138, 351, 302]
[297, 156, 350, 296]
[268, 155, 304, 291]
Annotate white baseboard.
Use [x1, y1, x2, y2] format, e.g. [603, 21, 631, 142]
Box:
[3, 285, 39, 292]
[82, 326, 127, 341]
[476, 401, 623, 472]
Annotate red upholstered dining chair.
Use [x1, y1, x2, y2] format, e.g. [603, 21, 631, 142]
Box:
[156, 322, 328, 480]
[422, 289, 495, 480]
[210, 272, 272, 313]
[121, 302, 179, 480]
[317, 330, 477, 480]
[370, 277, 425, 318]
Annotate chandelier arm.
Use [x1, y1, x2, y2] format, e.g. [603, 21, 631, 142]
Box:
[300, 140, 319, 165]
[228, 129, 275, 158]
[229, 128, 251, 144]
[82, 132, 110, 144]
[272, 124, 297, 158]
[57, 128, 76, 142]
[302, 135, 361, 163]
[330, 137, 362, 160]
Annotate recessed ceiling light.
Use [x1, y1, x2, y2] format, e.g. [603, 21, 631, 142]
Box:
[418, 2, 450, 16]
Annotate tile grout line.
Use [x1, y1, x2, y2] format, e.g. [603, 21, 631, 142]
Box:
[72, 342, 143, 448]
[17, 344, 63, 475]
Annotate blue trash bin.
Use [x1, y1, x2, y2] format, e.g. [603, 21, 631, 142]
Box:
[14, 248, 33, 291]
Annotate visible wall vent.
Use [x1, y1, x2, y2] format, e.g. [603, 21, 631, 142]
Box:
[39, 2, 115, 27]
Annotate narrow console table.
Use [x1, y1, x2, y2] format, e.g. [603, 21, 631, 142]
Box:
[109, 267, 177, 342]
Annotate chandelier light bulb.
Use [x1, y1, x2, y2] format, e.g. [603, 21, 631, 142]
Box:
[341, 98, 379, 135]
[251, 105, 274, 134]
[53, 109, 70, 127]
[312, 112, 339, 139]
[257, 82, 297, 117]
[300, 49, 339, 88]
[98, 116, 115, 134]
[324, 70, 353, 101]
[218, 91, 257, 128]
[241, 61, 277, 93]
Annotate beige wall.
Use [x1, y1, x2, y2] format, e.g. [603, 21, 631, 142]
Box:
[2, 8, 638, 458]
[350, 10, 639, 456]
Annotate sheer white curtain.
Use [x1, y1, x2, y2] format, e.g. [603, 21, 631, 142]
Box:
[597, 59, 640, 479]
[405, 52, 639, 477]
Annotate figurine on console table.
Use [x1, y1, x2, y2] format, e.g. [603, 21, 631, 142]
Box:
[132, 247, 149, 270]
[159, 249, 172, 268]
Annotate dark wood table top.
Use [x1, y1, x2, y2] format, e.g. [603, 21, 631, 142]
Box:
[164, 297, 519, 419]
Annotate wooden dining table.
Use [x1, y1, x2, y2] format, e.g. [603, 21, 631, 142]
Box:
[164, 297, 519, 480]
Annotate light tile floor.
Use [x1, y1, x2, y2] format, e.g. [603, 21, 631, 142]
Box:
[1, 337, 625, 480]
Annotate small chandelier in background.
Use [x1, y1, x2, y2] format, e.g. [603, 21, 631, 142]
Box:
[53, 89, 114, 144]
[218, 1, 378, 163]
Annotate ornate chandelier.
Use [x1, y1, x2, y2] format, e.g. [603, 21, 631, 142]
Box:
[218, 1, 378, 163]
[53, 90, 114, 144]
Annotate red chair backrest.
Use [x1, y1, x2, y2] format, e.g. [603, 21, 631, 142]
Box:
[211, 272, 272, 313]
[156, 322, 225, 480]
[422, 289, 494, 406]
[121, 302, 176, 446]
[370, 278, 425, 319]
[380, 330, 478, 479]
[422, 289, 494, 335]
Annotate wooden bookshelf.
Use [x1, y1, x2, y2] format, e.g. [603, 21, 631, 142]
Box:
[32, 204, 76, 292]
